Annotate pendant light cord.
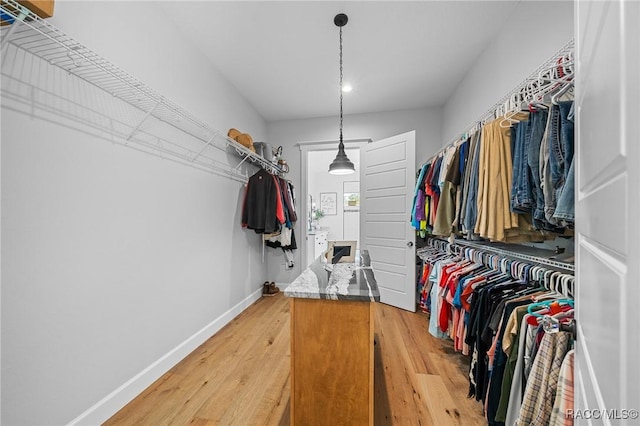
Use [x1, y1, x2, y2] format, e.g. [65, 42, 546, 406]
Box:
[339, 25, 344, 145]
[329, 13, 354, 175]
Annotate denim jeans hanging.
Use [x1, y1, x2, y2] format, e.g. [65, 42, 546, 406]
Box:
[547, 101, 575, 222]
[511, 119, 533, 213]
[527, 109, 549, 229]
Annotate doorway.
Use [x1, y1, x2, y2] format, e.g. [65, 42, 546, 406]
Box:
[299, 131, 417, 312]
[300, 139, 369, 268]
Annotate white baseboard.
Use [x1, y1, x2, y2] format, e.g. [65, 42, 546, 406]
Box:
[67, 287, 263, 426]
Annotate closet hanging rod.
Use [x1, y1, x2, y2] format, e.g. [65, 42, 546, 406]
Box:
[417, 244, 569, 275]
[419, 237, 574, 272]
[446, 238, 574, 272]
[423, 39, 574, 166]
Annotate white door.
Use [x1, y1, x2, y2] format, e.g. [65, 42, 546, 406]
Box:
[575, 1, 640, 423]
[361, 131, 416, 311]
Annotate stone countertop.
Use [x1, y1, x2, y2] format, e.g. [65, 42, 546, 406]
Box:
[284, 250, 380, 302]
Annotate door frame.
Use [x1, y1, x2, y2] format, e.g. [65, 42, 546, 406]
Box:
[298, 138, 371, 269]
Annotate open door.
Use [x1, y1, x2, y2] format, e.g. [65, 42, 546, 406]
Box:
[575, 1, 640, 420]
[361, 131, 416, 311]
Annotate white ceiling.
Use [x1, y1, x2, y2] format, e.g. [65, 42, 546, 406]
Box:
[161, 1, 520, 122]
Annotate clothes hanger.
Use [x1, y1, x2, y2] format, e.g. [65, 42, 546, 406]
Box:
[543, 269, 555, 291]
[499, 94, 525, 128]
[560, 275, 574, 298]
[550, 271, 567, 296]
[557, 53, 575, 77]
[527, 298, 574, 318]
[541, 309, 575, 335]
[500, 258, 507, 275]
[532, 266, 545, 284]
[517, 262, 530, 282]
[551, 81, 574, 105]
[512, 261, 521, 279]
[510, 260, 519, 279]
[521, 264, 533, 283]
[528, 88, 550, 111]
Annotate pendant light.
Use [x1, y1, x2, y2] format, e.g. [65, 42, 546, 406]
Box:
[328, 13, 356, 175]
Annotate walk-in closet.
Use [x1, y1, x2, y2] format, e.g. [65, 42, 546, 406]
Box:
[1, 1, 638, 425]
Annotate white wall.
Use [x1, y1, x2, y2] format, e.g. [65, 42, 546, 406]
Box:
[266, 107, 442, 284]
[1, 2, 268, 425]
[308, 149, 360, 241]
[441, 0, 574, 144]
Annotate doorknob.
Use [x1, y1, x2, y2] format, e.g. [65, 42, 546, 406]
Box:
[407, 241, 414, 247]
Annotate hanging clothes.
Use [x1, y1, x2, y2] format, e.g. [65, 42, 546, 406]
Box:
[452, 137, 470, 232]
[475, 114, 541, 242]
[412, 162, 430, 230]
[462, 130, 482, 237]
[516, 331, 572, 425]
[241, 169, 298, 271]
[433, 143, 462, 236]
[413, 94, 575, 241]
[241, 169, 285, 234]
[549, 349, 575, 426]
[262, 177, 298, 262]
[417, 240, 575, 426]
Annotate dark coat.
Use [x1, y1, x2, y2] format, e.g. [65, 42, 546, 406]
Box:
[241, 169, 280, 234]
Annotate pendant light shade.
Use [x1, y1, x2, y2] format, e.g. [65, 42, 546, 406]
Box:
[329, 141, 355, 175]
[329, 13, 355, 175]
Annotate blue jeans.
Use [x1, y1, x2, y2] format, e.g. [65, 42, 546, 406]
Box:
[554, 157, 575, 222]
[547, 101, 575, 219]
[559, 101, 574, 181]
[527, 109, 549, 229]
[511, 119, 533, 213]
[463, 132, 482, 233]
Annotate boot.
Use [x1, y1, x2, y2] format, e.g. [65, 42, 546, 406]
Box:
[263, 281, 280, 296]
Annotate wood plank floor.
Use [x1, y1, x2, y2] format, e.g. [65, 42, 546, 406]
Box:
[104, 293, 486, 425]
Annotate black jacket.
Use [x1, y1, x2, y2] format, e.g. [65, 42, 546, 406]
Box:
[241, 169, 280, 234]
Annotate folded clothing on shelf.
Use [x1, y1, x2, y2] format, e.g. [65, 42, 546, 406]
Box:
[253, 141, 275, 161]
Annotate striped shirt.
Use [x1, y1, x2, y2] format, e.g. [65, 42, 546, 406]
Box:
[516, 331, 571, 425]
[550, 349, 575, 425]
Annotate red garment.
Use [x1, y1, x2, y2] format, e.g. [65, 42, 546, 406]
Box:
[423, 162, 440, 226]
[435, 263, 456, 333]
[460, 276, 486, 312]
[438, 263, 469, 333]
[421, 263, 431, 284]
[271, 175, 286, 225]
[443, 287, 456, 335]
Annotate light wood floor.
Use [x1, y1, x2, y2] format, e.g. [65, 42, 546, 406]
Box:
[104, 294, 486, 425]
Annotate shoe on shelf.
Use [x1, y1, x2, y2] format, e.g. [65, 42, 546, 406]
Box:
[263, 281, 280, 297]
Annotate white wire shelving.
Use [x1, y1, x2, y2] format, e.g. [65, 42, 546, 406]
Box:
[419, 237, 575, 272]
[452, 239, 575, 272]
[443, 39, 575, 149]
[0, 0, 284, 182]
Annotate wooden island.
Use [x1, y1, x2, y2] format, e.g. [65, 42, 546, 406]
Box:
[284, 250, 380, 426]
